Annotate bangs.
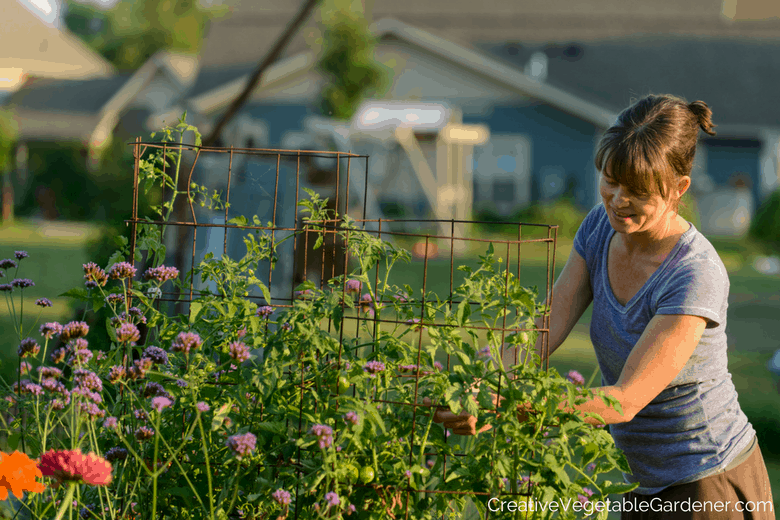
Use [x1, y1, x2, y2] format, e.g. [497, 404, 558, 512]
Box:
[595, 133, 673, 200]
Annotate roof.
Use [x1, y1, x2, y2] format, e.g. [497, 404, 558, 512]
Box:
[1, 0, 115, 84]
[195, 0, 780, 69]
[7, 76, 131, 114]
[480, 36, 780, 134]
[188, 18, 620, 128]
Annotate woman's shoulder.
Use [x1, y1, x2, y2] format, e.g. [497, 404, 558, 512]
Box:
[669, 222, 729, 282]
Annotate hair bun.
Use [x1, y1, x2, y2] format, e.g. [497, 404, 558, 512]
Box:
[688, 101, 717, 136]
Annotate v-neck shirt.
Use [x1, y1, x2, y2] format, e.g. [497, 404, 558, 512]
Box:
[573, 203, 755, 494]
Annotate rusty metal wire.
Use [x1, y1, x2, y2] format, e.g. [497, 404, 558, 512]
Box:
[126, 138, 558, 519]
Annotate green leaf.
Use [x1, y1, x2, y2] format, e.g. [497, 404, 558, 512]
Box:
[600, 480, 639, 494]
[456, 300, 471, 326]
[6, 433, 20, 451]
[257, 282, 271, 306]
[228, 216, 248, 226]
[543, 453, 570, 486]
[106, 318, 118, 343]
[189, 302, 202, 323]
[211, 400, 233, 431]
[59, 288, 90, 301]
[332, 305, 343, 332]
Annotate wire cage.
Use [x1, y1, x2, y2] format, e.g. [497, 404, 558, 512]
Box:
[125, 137, 559, 519]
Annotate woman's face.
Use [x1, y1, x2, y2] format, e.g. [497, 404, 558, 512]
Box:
[599, 170, 682, 237]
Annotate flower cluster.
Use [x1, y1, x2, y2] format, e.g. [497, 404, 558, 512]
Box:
[256, 305, 274, 318]
[272, 488, 292, 506]
[35, 298, 52, 308]
[363, 360, 385, 377]
[170, 332, 203, 354]
[566, 370, 585, 386]
[108, 262, 137, 280]
[151, 396, 173, 412]
[345, 279, 361, 294]
[38, 449, 113, 486]
[359, 293, 375, 317]
[142, 346, 168, 365]
[143, 265, 179, 283]
[228, 341, 250, 363]
[17, 338, 40, 358]
[116, 322, 140, 343]
[60, 321, 89, 343]
[11, 278, 34, 289]
[343, 411, 359, 426]
[82, 262, 108, 287]
[310, 424, 334, 449]
[226, 433, 257, 460]
[0, 259, 18, 269]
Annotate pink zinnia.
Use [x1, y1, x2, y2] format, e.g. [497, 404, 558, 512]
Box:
[38, 449, 113, 486]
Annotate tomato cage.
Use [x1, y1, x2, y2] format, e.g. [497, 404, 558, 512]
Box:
[124, 136, 559, 519]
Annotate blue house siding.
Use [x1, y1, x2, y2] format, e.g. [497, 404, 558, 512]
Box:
[704, 139, 761, 204]
[464, 103, 601, 210]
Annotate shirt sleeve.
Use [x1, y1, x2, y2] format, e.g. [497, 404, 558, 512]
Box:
[573, 203, 605, 265]
[653, 255, 728, 327]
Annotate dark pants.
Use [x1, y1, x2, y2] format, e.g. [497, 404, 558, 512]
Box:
[621, 444, 775, 520]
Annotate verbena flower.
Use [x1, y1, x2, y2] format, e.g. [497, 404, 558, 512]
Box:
[343, 411, 359, 426]
[107, 366, 126, 384]
[151, 396, 173, 412]
[72, 386, 102, 404]
[566, 370, 585, 386]
[0, 450, 45, 500]
[78, 401, 105, 419]
[359, 293, 375, 316]
[345, 279, 361, 294]
[40, 322, 63, 340]
[347, 504, 356, 515]
[69, 348, 93, 367]
[103, 417, 118, 430]
[325, 491, 340, 507]
[134, 409, 149, 422]
[0, 259, 17, 269]
[60, 321, 89, 342]
[140, 382, 169, 399]
[0, 284, 13, 292]
[73, 370, 102, 392]
[143, 265, 179, 283]
[35, 298, 52, 308]
[228, 341, 250, 363]
[256, 305, 274, 318]
[37, 366, 63, 379]
[142, 346, 168, 365]
[14, 251, 28, 260]
[38, 449, 113, 486]
[108, 262, 136, 280]
[434, 361, 444, 371]
[83, 262, 108, 287]
[105, 293, 125, 305]
[11, 279, 34, 289]
[272, 488, 292, 506]
[135, 426, 155, 441]
[170, 331, 202, 354]
[115, 323, 140, 343]
[309, 424, 334, 449]
[17, 338, 40, 358]
[50, 347, 68, 364]
[104, 448, 128, 463]
[226, 433, 257, 460]
[196, 402, 209, 413]
[363, 360, 385, 377]
[175, 379, 188, 388]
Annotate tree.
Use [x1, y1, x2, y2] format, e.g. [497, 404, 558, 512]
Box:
[316, 0, 390, 120]
[0, 108, 18, 223]
[63, 0, 231, 71]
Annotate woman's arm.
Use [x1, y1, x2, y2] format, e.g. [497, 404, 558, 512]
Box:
[524, 248, 593, 364]
[560, 313, 708, 425]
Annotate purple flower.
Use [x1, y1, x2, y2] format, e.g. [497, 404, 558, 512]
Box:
[73, 369, 102, 391]
[105, 293, 125, 305]
[14, 251, 28, 260]
[587, 463, 596, 472]
[60, 321, 89, 342]
[140, 381, 169, 399]
[103, 417, 118, 430]
[19, 361, 31, 375]
[363, 360, 385, 377]
[40, 321, 62, 339]
[135, 426, 155, 441]
[105, 447, 128, 463]
[434, 361, 444, 371]
[143, 265, 179, 283]
[426, 459, 435, 469]
[310, 424, 334, 449]
[280, 322, 292, 332]
[134, 409, 149, 422]
[11, 278, 34, 289]
[345, 279, 361, 294]
[359, 293, 375, 316]
[108, 262, 136, 280]
[37, 366, 62, 379]
[116, 323, 140, 343]
[566, 370, 585, 386]
[325, 491, 340, 507]
[196, 402, 209, 413]
[226, 432, 257, 460]
[343, 411, 359, 426]
[228, 341, 250, 363]
[151, 396, 173, 412]
[0, 259, 18, 269]
[83, 262, 108, 287]
[256, 305, 274, 318]
[272, 489, 292, 506]
[405, 470, 412, 478]
[477, 346, 493, 361]
[69, 348, 93, 366]
[17, 338, 40, 358]
[35, 298, 53, 308]
[0, 284, 13, 292]
[170, 331, 202, 354]
[347, 504, 356, 515]
[50, 347, 67, 364]
[142, 346, 168, 365]
[108, 365, 126, 384]
[175, 379, 188, 388]
[406, 318, 425, 330]
[78, 401, 105, 419]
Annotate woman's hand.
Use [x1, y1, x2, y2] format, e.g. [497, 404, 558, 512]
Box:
[422, 394, 536, 436]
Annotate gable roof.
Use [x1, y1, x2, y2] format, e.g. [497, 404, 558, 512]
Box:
[480, 36, 780, 135]
[187, 18, 619, 129]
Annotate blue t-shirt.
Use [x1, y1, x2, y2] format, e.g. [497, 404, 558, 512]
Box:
[573, 203, 755, 494]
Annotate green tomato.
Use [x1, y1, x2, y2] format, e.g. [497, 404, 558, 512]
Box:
[345, 464, 359, 483]
[360, 466, 375, 484]
[338, 376, 350, 394]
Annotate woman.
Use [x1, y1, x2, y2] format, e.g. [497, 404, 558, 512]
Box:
[433, 94, 775, 519]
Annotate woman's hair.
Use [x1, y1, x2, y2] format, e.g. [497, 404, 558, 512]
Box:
[594, 94, 717, 209]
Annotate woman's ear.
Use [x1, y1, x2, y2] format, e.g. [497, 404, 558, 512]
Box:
[677, 176, 692, 198]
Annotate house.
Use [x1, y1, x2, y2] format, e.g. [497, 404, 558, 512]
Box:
[479, 36, 780, 235]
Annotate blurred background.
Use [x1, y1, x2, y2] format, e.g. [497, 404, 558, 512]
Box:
[2, 0, 780, 515]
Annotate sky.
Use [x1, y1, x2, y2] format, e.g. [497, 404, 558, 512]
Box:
[17, 0, 117, 28]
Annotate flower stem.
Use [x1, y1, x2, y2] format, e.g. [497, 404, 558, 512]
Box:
[54, 483, 76, 520]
